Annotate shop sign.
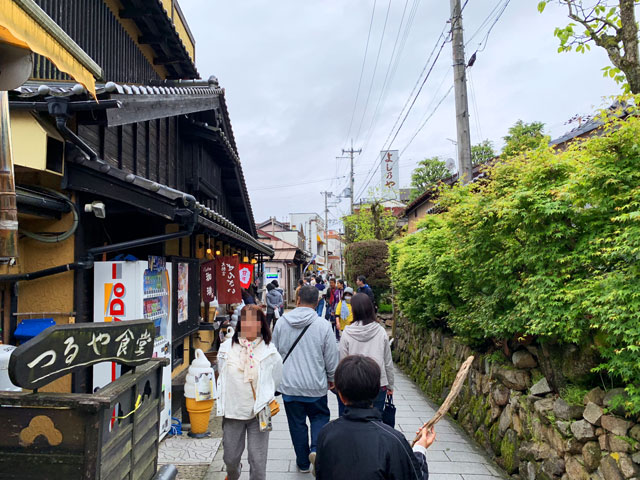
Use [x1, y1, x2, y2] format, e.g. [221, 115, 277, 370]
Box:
[239, 263, 254, 289]
[200, 260, 216, 303]
[216, 256, 242, 304]
[9, 319, 154, 390]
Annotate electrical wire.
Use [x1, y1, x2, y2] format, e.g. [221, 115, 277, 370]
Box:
[19, 188, 79, 243]
[358, 0, 411, 151]
[353, 0, 393, 144]
[468, 68, 483, 142]
[356, 28, 452, 200]
[341, 0, 378, 150]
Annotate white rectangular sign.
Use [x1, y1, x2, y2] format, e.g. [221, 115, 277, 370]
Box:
[380, 150, 399, 199]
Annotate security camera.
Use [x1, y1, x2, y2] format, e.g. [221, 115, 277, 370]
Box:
[84, 201, 106, 219]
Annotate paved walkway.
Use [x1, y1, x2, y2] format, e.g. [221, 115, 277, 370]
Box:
[204, 370, 506, 480]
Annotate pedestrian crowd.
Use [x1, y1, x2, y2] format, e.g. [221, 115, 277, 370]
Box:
[214, 274, 436, 480]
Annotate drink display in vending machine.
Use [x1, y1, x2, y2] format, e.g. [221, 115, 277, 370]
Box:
[93, 257, 173, 439]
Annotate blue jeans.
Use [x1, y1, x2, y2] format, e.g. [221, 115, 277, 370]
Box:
[283, 396, 330, 469]
[337, 388, 387, 417]
[316, 299, 325, 317]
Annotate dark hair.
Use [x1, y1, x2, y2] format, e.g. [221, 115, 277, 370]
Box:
[233, 305, 272, 345]
[351, 293, 376, 325]
[298, 279, 304, 286]
[298, 285, 319, 307]
[335, 355, 380, 405]
[337, 279, 345, 287]
[271, 280, 279, 288]
[266, 283, 275, 291]
[357, 275, 367, 284]
[329, 278, 336, 284]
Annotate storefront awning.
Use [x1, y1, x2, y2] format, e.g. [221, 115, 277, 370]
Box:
[273, 250, 296, 261]
[0, 0, 102, 96]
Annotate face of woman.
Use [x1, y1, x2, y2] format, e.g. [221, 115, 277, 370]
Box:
[344, 294, 352, 304]
[241, 310, 261, 340]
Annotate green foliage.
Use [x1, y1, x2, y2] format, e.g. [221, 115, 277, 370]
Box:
[343, 200, 399, 244]
[502, 120, 548, 158]
[410, 157, 450, 200]
[389, 107, 640, 414]
[344, 240, 390, 294]
[560, 385, 589, 406]
[472, 140, 496, 165]
[538, 0, 640, 94]
[378, 303, 393, 314]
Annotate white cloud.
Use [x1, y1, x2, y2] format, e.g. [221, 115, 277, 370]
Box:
[181, 0, 619, 223]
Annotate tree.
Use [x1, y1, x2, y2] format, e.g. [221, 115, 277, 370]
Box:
[538, 0, 640, 94]
[502, 120, 548, 158]
[410, 157, 450, 200]
[342, 199, 400, 244]
[471, 140, 496, 165]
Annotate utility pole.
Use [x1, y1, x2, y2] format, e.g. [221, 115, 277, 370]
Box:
[341, 140, 361, 214]
[450, 0, 473, 185]
[320, 191, 332, 269]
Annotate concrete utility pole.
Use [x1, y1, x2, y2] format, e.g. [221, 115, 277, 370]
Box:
[320, 191, 332, 268]
[450, 0, 473, 185]
[341, 140, 362, 214]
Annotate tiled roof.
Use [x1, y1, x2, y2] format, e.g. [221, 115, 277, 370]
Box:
[12, 80, 223, 98]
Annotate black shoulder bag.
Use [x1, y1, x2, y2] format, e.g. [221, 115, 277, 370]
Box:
[275, 317, 312, 396]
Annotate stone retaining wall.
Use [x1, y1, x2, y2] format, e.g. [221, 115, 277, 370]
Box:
[393, 316, 640, 480]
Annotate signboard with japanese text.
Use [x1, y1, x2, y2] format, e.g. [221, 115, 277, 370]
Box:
[9, 319, 154, 390]
[216, 256, 242, 304]
[380, 150, 399, 199]
[200, 260, 216, 303]
[239, 263, 254, 290]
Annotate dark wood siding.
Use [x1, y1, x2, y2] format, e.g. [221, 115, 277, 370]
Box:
[32, 0, 160, 84]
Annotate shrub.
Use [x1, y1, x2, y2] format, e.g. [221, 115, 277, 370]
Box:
[344, 240, 390, 299]
[389, 108, 640, 414]
[378, 303, 393, 314]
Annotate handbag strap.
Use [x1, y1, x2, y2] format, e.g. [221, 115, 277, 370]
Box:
[282, 320, 311, 364]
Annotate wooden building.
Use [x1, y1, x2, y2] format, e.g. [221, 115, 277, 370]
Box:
[2, 0, 272, 403]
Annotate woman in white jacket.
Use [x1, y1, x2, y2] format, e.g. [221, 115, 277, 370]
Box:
[338, 293, 394, 417]
[216, 305, 283, 480]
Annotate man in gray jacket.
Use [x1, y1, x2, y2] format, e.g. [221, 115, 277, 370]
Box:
[272, 285, 339, 474]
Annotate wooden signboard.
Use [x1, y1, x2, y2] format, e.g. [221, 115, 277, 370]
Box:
[9, 319, 154, 390]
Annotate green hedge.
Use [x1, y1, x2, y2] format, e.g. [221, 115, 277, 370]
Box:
[344, 240, 390, 298]
[389, 111, 640, 414]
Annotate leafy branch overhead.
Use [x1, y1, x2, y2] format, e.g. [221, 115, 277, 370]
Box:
[538, 0, 640, 93]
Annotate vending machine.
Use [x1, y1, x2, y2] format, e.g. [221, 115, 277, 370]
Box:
[93, 258, 172, 439]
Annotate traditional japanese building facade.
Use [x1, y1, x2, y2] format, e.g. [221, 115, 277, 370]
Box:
[2, 0, 272, 403]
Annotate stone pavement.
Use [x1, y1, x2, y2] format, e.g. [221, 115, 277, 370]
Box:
[203, 370, 507, 480]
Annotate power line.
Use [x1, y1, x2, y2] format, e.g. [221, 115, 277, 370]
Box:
[358, 0, 411, 150]
[353, 0, 393, 143]
[356, 27, 452, 200]
[341, 0, 378, 150]
[400, 85, 454, 155]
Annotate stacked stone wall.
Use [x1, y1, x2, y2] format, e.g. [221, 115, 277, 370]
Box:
[393, 316, 640, 479]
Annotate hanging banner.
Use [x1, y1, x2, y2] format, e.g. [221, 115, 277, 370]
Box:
[216, 256, 242, 304]
[200, 261, 216, 303]
[380, 150, 399, 199]
[239, 263, 254, 289]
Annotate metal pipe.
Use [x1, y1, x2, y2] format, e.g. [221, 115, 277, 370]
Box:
[47, 96, 99, 161]
[153, 465, 178, 480]
[151, 75, 218, 87]
[0, 91, 18, 260]
[0, 261, 93, 283]
[86, 211, 197, 258]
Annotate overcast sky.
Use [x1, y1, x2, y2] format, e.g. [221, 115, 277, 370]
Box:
[181, 0, 618, 227]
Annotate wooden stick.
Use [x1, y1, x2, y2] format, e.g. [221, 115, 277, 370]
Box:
[412, 355, 474, 447]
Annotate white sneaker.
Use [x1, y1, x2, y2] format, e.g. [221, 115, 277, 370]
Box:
[297, 465, 311, 473]
[309, 452, 317, 477]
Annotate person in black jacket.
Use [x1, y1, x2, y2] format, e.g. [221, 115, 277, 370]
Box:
[315, 355, 435, 479]
[356, 275, 376, 307]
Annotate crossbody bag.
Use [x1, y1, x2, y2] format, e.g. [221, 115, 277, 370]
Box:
[275, 316, 312, 396]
